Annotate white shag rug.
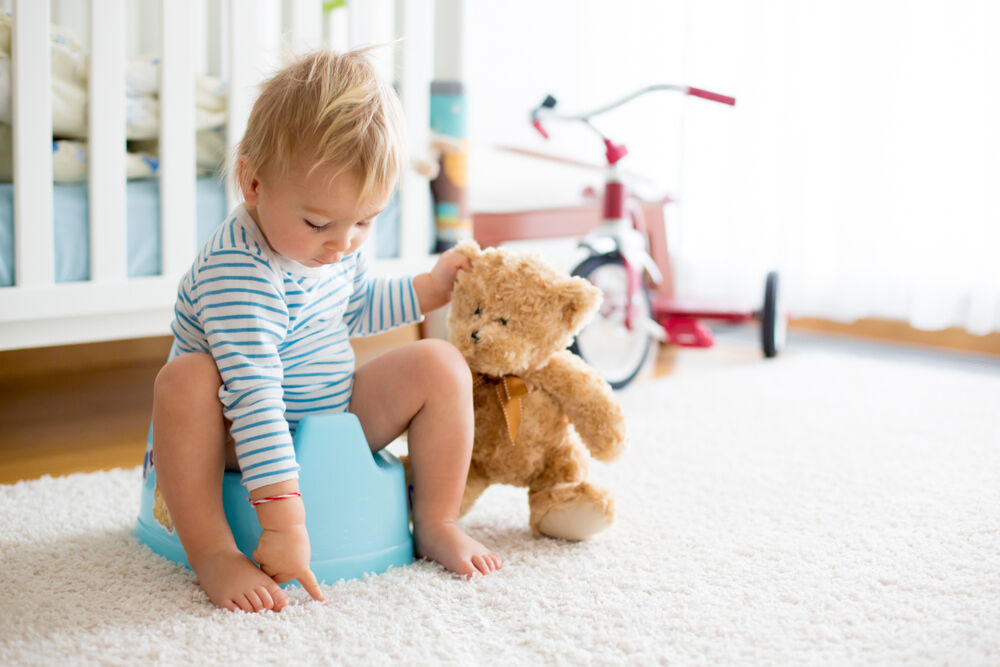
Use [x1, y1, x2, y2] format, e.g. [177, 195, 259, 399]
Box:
[2, 350, 999, 665]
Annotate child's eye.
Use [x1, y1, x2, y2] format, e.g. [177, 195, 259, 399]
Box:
[356, 219, 373, 228]
[304, 219, 328, 231]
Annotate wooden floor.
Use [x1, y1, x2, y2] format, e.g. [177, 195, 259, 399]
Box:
[0, 326, 417, 484]
[0, 358, 162, 483]
[0, 334, 674, 484]
[3, 317, 995, 485]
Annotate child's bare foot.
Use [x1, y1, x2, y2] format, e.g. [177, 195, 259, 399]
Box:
[189, 549, 289, 612]
[414, 520, 502, 578]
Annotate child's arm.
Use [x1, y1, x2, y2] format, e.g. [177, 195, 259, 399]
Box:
[185, 247, 323, 600]
[412, 248, 471, 313]
[343, 249, 426, 336]
[250, 479, 325, 602]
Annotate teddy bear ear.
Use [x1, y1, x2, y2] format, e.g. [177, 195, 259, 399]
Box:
[559, 276, 603, 333]
[451, 240, 482, 262]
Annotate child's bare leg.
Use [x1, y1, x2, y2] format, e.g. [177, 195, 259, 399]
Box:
[349, 339, 502, 577]
[152, 353, 288, 612]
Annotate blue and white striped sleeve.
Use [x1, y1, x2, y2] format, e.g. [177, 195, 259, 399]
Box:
[343, 249, 423, 337]
[193, 249, 299, 491]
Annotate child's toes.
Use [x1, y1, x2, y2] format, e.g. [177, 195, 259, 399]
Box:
[244, 590, 266, 612]
[268, 583, 288, 611]
[255, 586, 276, 610]
[455, 559, 479, 579]
[233, 595, 254, 613]
[471, 555, 491, 575]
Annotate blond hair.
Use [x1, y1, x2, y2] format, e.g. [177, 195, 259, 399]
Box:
[236, 48, 406, 204]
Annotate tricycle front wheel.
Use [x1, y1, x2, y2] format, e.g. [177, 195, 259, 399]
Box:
[570, 252, 654, 389]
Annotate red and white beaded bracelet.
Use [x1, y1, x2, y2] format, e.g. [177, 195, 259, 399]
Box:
[248, 492, 302, 507]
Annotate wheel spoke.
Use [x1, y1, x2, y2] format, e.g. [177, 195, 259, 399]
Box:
[571, 255, 653, 388]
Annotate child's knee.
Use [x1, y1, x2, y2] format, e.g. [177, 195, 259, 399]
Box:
[153, 353, 221, 406]
[414, 339, 471, 393]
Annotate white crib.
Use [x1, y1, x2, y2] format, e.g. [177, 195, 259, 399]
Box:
[0, 0, 435, 351]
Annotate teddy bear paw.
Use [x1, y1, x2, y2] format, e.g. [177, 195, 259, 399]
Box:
[536, 489, 614, 541]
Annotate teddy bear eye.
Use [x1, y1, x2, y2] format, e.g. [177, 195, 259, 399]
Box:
[474, 307, 482, 316]
[498, 317, 508, 326]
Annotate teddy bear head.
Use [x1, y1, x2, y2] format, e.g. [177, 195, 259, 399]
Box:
[447, 241, 602, 377]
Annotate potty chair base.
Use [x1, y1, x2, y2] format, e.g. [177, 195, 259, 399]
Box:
[136, 413, 415, 585]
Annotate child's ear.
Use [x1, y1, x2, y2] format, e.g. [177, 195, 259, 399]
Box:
[237, 155, 261, 205]
[452, 240, 483, 262]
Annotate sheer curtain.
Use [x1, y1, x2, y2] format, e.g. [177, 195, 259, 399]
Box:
[675, 0, 1000, 334]
[463, 0, 998, 333]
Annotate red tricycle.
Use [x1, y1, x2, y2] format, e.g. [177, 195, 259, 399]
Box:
[529, 84, 786, 389]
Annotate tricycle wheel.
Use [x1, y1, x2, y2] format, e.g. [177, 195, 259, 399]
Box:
[761, 270, 786, 358]
[570, 252, 653, 389]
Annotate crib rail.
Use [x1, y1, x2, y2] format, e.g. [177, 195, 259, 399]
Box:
[89, 0, 127, 282]
[160, 0, 196, 277]
[0, 0, 433, 351]
[11, 0, 54, 287]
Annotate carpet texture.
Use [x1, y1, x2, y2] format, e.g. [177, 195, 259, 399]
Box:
[2, 351, 999, 665]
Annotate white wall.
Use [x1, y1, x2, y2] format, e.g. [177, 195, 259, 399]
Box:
[463, 0, 708, 213]
[462, 1, 1000, 333]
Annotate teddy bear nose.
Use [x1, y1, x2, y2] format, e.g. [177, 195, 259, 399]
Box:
[471, 330, 480, 343]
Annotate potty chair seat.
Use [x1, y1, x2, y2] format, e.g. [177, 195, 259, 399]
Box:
[136, 413, 415, 584]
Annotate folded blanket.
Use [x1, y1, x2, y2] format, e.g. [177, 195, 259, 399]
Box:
[0, 125, 226, 183]
[0, 13, 228, 182]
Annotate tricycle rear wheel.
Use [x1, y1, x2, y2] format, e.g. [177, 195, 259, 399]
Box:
[761, 271, 785, 358]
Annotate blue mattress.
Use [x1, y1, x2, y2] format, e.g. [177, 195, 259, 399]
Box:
[0, 178, 400, 286]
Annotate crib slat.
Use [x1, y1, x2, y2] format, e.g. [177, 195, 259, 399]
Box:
[160, 0, 197, 276]
[348, 0, 373, 47]
[227, 0, 262, 210]
[396, 0, 433, 259]
[285, 0, 323, 51]
[347, 0, 396, 80]
[11, 0, 55, 286]
[89, 0, 127, 282]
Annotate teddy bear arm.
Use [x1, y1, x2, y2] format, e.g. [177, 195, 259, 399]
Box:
[534, 351, 628, 462]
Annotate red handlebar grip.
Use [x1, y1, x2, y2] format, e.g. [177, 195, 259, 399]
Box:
[687, 87, 736, 106]
[532, 120, 550, 139]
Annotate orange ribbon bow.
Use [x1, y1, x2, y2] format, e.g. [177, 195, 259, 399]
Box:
[474, 373, 531, 444]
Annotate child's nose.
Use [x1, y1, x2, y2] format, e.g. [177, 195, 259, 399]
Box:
[324, 236, 350, 251]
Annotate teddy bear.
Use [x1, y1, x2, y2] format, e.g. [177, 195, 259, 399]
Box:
[446, 240, 628, 541]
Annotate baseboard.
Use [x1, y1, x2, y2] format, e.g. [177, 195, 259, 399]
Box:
[790, 317, 1000, 357]
[0, 337, 174, 383]
[0, 325, 423, 384]
[1, 318, 994, 386]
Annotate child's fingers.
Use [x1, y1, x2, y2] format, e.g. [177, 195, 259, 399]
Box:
[452, 251, 471, 271]
[298, 569, 326, 602]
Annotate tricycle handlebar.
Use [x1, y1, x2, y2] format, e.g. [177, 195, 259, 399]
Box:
[530, 84, 735, 139]
[687, 87, 736, 106]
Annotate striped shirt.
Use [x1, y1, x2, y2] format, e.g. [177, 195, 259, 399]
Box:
[162, 205, 421, 491]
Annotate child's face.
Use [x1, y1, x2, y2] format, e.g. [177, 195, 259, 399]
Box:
[241, 157, 386, 268]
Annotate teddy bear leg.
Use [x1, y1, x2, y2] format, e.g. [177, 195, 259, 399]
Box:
[528, 481, 615, 541]
[459, 468, 491, 517]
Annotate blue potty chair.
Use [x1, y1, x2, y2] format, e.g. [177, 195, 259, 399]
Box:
[136, 413, 415, 584]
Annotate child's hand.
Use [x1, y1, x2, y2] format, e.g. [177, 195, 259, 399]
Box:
[430, 248, 471, 298]
[414, 248, 471, 313]
[253, 524, 326, 603]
